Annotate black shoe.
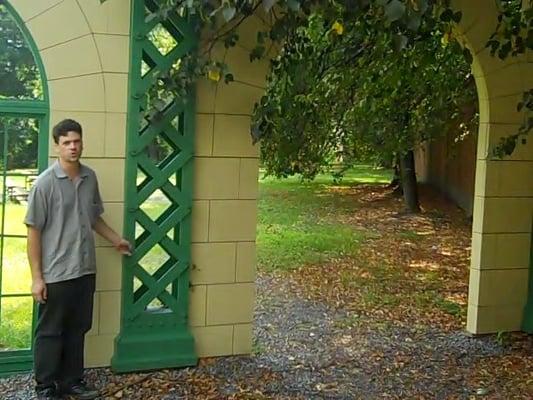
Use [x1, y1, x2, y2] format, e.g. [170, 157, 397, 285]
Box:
[36, 385, 62, 400]
[62, 380, 99, 400]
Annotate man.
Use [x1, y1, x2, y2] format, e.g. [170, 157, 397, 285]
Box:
[25, 119, 131, 400]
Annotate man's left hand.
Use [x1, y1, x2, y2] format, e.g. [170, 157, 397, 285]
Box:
[115, 238, 132, 256]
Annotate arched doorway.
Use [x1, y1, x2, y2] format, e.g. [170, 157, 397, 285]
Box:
[0, 0, 49, 374]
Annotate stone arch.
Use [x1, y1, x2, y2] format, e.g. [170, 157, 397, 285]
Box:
[196, 0, 532, 338]
[8, 0, 132, 366]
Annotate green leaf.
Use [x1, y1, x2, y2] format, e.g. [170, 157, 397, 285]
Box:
[287, 0, 301, 12]
[385, 0, 406, 22]
[407, 13, 422, 31]
[462, 48, 473, 64]
[392, 34, 408, 51]
[262, 0, 277, 12]
[222, 6, 236, 22]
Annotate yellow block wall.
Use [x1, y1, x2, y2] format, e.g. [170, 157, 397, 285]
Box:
[454, 0, 533, 334]
[11, 0, 131, 366]
[190, 15, 270, 357]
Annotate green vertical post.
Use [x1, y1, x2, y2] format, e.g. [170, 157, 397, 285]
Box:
[111, 0, 197, 372]
[521, 224, 533, 333]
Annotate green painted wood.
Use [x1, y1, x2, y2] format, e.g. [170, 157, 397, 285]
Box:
[0, 0, 49, 375]
[111, 0, 197, 372]
[521, 225, 533, 333]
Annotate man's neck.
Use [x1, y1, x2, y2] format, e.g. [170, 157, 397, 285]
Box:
[59, 159, 80, 180]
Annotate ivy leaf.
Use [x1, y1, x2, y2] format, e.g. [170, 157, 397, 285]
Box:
[393, 34, 408, 51]
[407, 13, 422, 31]
[287, 0, 301, 12]
[222, 5, 236, 22]
[462, 48, 473, 64]
[385, 0, 406, 22]
[262, 0, 277, 12]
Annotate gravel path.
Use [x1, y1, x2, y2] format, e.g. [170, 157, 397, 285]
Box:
[0, 273, 530, 399]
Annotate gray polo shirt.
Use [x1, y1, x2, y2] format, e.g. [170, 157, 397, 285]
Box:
[24, 161, 104, 283]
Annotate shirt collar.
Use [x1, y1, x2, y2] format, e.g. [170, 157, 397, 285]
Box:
[52, 160, 89, 179]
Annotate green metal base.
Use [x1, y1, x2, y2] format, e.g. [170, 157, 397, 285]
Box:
[111, 328, 197, 373]
[522, 302, 533, 334]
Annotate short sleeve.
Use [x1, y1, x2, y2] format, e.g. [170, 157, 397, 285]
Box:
[24, 184, 47, 231]
[92, 176, 104, 218]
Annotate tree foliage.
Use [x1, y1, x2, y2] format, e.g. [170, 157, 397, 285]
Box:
[253, 11, 477, 180]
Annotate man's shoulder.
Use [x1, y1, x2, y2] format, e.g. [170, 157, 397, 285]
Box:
[80, 163, 99, 182]
[33, 165, 55, 189]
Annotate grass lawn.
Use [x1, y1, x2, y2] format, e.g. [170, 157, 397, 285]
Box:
[0, 202, 33, 351]
[257, 166, 392, 272]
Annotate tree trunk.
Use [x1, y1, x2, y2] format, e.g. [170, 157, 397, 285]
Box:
[399, 150, 420, 213]
[388, 156, 402, 195]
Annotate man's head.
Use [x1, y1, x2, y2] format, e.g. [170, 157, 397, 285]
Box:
[52, 119, 83, 164]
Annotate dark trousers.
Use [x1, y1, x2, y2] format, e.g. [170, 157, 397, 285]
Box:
[34, 274, 95, 389]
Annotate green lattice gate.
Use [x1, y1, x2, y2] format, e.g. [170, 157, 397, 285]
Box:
[111, 0, 197, 372]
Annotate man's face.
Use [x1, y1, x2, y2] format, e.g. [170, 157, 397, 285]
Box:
[56, 131, 83, 163]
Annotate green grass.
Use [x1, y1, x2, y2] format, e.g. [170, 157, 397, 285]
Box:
[257, 165, 391, 271]
[0, 203, 33, 351]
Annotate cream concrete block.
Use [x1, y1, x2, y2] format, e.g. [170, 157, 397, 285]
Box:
[486, 161, 533, 197]
[487, 94, 525, 125]
[471, 48, 519, 78]
[473, 196, 533, 233]
[235, 242, 256, 283]
[224, 46, 268, 88]
[77, 0, 130, 35]
[473, 159, 487, 197]
[191, 200, 209, 242]
[239, 158, 259, 199]
[212, 115, 258, 157]
[87, 292, 100, 336]
[50, 111, 106, 158]
[85, 334, 114, 367]
[477, 123, 533, 161]
[484, 63, 526, 99]
[215, 82, 264, 115]
[195, 114, 214, 156]
[95, 202, 124, 247]
[98, 291, 121, 334]
[477, 98, 490, 124]
[191, 325, 233, 357]
[522, 62, 533, 89]
[196, 79, 217, 114]
[83, 158, 124, 202]
[105, 113, 127, 157]
[189, 284, 207, 327]
[209, 200, 258, 241]
[49, 74, 105, 112]
[96, 247, 122, 291]
[103, 73, 128, 113]
[26, 1, 90, 50]
[468, 268, 529, 307]
[233, 14, 269, 52]
[467, 304, 525, 334]
[471, 232, 532, 270]
[193, 158, 240, 199]
[191, 243, 236, 284]
[458, 1, 498, 53]
[40, 35, 100, 79]
[206, 283, 254, 325]
[94, 34, 129, 73]
[8, 0, 63, 22]
[233, 323, 253, 355]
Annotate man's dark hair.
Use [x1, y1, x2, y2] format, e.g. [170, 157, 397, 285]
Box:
[52, 119, 83, 144]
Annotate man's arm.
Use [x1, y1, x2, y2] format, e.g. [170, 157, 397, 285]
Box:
[27, 226, 46, 304]
[93, 217, 132, 255]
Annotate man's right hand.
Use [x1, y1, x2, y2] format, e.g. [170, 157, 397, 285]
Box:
[32, 278, 47, 304]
